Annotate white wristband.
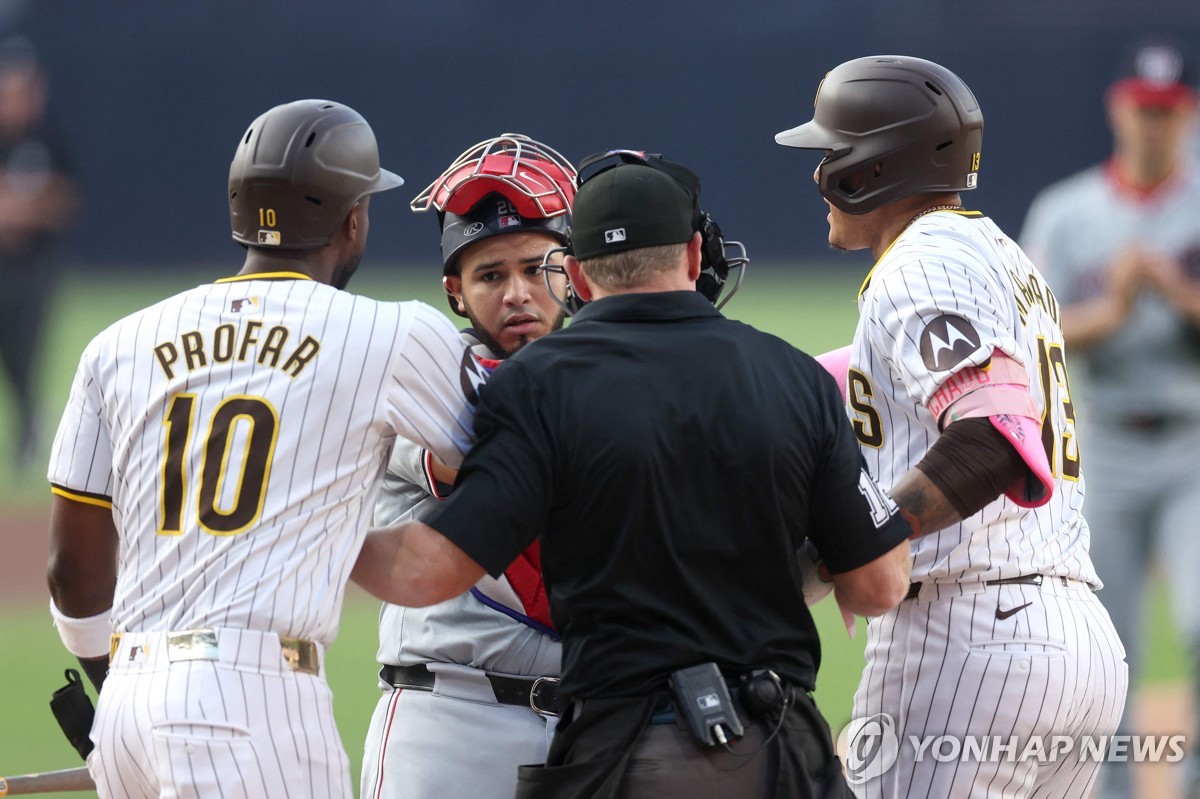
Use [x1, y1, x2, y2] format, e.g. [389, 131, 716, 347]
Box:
[49, 598, 112, 659]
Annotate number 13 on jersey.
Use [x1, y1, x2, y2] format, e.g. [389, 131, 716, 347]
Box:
[1037, 337, 1080, 480]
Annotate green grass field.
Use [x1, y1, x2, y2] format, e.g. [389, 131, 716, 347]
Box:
[0, 263, 1186, 796]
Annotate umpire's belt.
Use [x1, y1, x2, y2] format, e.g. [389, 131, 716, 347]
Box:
[108, 628, 321, 675]
[381, 663, 565, 717]
[905, 573, 1046, 601]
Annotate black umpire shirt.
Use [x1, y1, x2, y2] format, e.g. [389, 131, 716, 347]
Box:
[427, 290, 911, 700]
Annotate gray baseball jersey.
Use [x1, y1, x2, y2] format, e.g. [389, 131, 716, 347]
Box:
[371, 434, 560, 675]
[843, 210, 1126, 799]
[48, 272, 479, 645]
[361, 333, 560, 799]
[1020, 164, 1200, 419]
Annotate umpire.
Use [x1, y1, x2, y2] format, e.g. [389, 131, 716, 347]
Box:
[354, 154, 913, 798]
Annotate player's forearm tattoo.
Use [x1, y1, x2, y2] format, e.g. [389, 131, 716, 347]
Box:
[890, 468, 963, 539]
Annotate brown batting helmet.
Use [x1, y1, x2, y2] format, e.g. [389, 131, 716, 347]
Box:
[775, 56, 984, 214]
[229, 99, 403, 249]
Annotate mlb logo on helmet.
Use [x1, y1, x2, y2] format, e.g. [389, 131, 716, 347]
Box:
[258, 230, 281, 246]
[498, 214, 521, 228]
[605, 228, 626, 244]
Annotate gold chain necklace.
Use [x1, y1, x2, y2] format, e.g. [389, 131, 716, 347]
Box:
[903, 204, 963, 234]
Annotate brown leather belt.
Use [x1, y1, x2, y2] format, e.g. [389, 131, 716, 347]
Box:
[905, 574, 1045, 601]
[380, 663, 565, 716]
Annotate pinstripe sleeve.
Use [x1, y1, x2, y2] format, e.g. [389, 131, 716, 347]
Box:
[868, 256, 1019, 408]
[386, 302, 480, 470]
[48, 341, 115, 502]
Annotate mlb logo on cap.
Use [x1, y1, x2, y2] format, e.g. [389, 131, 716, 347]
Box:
[1110, 37, 1197, 106]
[258, 230, 281, 246]
[605, 228, 627, 244]
[1135, 44, 1185, 87]
[499, 214, 521, 228]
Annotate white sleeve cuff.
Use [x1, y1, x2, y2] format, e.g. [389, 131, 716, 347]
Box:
[49, 598, 112, 659]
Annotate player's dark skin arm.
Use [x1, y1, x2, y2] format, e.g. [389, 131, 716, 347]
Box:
[47, 496, 119, 692]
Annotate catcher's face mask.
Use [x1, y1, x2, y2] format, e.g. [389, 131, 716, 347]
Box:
[411, 133, 578, 317]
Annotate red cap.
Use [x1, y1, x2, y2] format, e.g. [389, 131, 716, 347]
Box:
[1110, 40, 1197, 107]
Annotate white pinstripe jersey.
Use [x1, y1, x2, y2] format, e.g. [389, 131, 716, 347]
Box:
[849, 210, 1100, 587]
[48, 272, 480, 646]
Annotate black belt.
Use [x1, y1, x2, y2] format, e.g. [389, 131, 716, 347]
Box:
[905, 573, 1045, 601]
[380, 663, 565, 716]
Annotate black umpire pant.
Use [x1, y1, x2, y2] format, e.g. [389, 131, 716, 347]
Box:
[0, 251, 55, 468]
[515, 690, 850, 799]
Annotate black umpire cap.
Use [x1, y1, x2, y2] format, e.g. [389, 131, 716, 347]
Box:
[569, 164, 695, 261]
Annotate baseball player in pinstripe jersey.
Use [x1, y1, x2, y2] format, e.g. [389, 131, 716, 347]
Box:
[777, 56, 1128, 798]
[1022, 38, 1200, 799]
[359, 134, 573, 799]
[44, 100, 482, 799]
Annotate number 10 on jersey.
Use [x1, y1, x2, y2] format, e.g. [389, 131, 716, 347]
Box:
[159, 393, 280, 536]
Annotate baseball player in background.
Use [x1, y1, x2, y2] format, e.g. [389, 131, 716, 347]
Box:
[776, 56, 1128, 798]
[359, 134, 574, 799]
[1021, 38, 1200, 799]
[45, 99, 481, 799]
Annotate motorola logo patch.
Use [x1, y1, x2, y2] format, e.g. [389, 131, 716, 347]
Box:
[919, 314, 981, 372]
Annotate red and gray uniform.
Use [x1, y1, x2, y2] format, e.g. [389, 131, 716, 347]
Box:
[48, 274, 477, 799]
[360, 332, 560, 799]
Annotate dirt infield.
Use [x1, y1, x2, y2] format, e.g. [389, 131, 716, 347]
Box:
[3, 507, 1191, 798]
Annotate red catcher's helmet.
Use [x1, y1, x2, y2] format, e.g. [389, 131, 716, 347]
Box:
[411, 133, 576, 221]
[412, 134, 578, 317]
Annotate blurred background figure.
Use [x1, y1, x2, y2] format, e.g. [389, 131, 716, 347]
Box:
[0, 34, 76, 475]
[1021, 37, 1200, 799]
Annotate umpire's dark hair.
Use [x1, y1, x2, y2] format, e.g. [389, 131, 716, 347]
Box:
[228, 99, 404, 250]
